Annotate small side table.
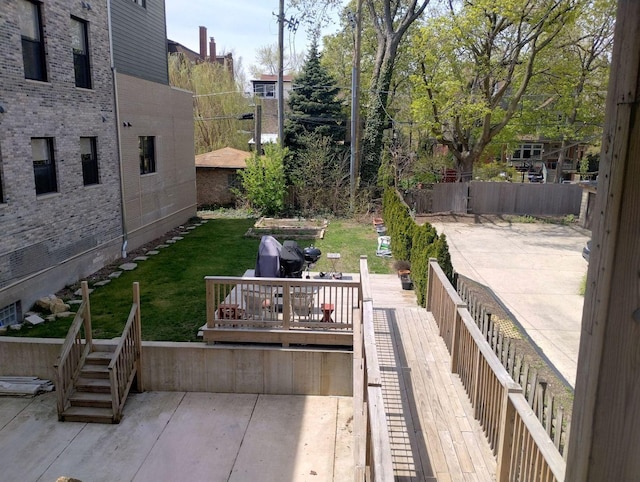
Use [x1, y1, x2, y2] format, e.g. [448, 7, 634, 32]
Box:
[217, 303, 241, 320]
[321, 303, 335, 323]
[326, 253, 341, 278]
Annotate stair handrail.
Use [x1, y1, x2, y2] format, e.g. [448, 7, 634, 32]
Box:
[54, 281, 93, 419]
[108, 282, 143, 422]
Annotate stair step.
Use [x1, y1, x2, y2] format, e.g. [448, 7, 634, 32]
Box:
[81, 364, 110, 379]
[86, 351, 113, 365]
[60, 406, 116, 424]
[76, 377, 111, 393]
[69, 391, 112, 409]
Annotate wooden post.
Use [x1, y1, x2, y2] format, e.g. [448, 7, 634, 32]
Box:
[566, 2, 640, 480]
[133, 282, 143, 392]
[81, 280, 92, 347]
[496, 383, 522, 481]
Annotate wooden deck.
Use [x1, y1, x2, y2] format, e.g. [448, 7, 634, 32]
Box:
[370, 274, 496, 481]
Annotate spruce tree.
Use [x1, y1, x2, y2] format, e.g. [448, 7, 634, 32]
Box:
[284, 40, 346, 155]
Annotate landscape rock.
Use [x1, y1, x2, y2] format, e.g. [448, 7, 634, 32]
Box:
[74, 287, 94, 297]
[166, 239, 176, 244]
[147, 250, 160, 255]
[156, 244, 169, 249]
[94, 280, 111, 287]
[67, 300, 83, 306]
[109, 271, 123, 278]
[56, 311, 74, 318]
[134, 256, 148, 261]
[9, 323, 23, 331]
[119, 263, 138, 271]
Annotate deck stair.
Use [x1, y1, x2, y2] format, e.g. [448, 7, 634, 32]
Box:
[60, 346, 116, 423]
[55, 281, 143, 424]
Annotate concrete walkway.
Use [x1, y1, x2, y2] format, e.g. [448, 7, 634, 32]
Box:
[431, 220, 590, 388]
[0, 391, 353, 482]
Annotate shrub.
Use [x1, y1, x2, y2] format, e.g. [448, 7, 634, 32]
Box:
[236, 144, 287, 216]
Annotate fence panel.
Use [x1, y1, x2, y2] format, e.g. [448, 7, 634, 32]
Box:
[432, 182, 469, 213]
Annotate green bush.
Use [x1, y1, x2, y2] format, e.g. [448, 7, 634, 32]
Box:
[383, 188, 454, 307]
[235, 144, 287, 216]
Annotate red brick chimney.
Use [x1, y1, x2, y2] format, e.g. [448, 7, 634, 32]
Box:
[199, 26, 207, 60]
[209, 37, 217, 63]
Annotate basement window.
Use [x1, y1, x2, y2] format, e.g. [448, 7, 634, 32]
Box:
[0, 301, 21, 327]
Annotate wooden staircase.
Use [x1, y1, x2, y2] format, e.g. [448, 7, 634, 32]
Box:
[55, 281, 143, 425]
[60, 346, 117, 423]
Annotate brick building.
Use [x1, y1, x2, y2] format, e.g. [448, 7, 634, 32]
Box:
[0, 0, 195, 325]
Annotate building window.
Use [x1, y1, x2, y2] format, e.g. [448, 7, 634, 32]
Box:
[32, 137, 57, 194]
[71, 17, 91, 89]
[0, 301, 21, 328]
[254, 83, 275, 98]
[132, 0, 146, 7]
[19, 0, 47, 81]
[512, 143, 543, 160]
[228, 173, 241, 190]
[139, 136, 156, 174]
[80, 137, 99, 185]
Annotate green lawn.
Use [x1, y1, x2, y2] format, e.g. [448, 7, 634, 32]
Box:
[7, 217, 392, 342]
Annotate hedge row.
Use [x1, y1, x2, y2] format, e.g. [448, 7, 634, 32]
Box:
[382, 188, 454, 307]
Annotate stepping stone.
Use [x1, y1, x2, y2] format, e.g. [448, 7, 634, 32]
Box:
[25, 314, 45, 326]
[156, 244, 169, 249]
[187, 226, 196, 230]
[147, 250, 160, 255]
[166, 239, 176, 244]
[46, 314, 57, 322]
[55, 311, 74, 318]
[134, 256, 149, 261]
[68, 300, 83, 305]
[74, 288, 94, 296]
[94, 280, 111, 287]
[172, 236, 184, 241]
[179, 231, 189, 235]
[201, 220, 208, 223]
[9, 323, 23, 331]
[109, 271, 123, 279]
[118, 263, 138, 271]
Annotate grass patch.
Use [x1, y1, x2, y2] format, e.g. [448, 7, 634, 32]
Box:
[7, 217, 392, 341]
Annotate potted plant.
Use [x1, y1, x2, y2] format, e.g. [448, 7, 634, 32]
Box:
[393, 260, 413, 290]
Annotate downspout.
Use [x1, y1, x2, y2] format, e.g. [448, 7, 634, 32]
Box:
[107, 0, 128, 258]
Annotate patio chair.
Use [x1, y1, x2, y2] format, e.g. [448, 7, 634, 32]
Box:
[290, 288, 315, 319]
[243, 289, 274, 319]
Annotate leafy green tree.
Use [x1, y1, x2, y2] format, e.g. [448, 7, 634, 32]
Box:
[236, 144, 287, 216]
[168, 55, 252, 154]
[289, 133, 351, 216]
[410, 0, 576, 181]
[249, 43, 305, 78]
[514, 0, 614, 182]
[284, 40, 347, 155]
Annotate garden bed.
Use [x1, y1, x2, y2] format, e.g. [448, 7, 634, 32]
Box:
[244, 217, 328, 239]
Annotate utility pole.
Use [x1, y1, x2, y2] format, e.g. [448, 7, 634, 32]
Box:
[255, 103, 262, 156]
[349, 0, 363, 212]
[277, 0, 285, 148]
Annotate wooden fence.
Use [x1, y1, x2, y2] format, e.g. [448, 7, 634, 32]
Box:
[108, 282, 143, 423]
[426, 260, 566, 481]
[54, 281, 93, 420]
[353, 256, 394, 482]
[405, 181, 582, 216]
[203, 275, 360, 346]
[457, 277, 570, 457]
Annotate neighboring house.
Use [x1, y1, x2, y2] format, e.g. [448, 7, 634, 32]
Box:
[195, 147, 249, 206]
[110, 0, 196, 251]
[249, 75, 293, 144]
[0, 0, 196, 324]
[168, 26, 234, 75]
[0, 0, 123, 324]
[508, 139, 588, 182]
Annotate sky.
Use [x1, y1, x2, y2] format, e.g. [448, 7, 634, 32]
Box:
[164, 0, 345, 78]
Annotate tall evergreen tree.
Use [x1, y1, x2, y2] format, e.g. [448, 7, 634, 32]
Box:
[284, 40, 346, 154]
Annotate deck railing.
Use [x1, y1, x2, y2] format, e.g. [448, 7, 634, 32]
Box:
[108, 282, 143, 423]
[427, 259, 566, 482]
[203, 275, 360, 346]
[354, 256, 394, 482]
[54, 281, 93, 419]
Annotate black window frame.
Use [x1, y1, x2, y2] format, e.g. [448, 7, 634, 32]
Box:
[139, 136, 156, 174]
[32, 137, 58, 195]
[20, 0, 47, 82]
[71, 16, 91, 89]
[80, 137, 99, 185]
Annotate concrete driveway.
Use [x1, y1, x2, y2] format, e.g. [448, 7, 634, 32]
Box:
[429, 218, 590, 388]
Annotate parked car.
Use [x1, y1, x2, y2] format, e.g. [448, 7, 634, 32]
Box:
[582, 240, 591, 262]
